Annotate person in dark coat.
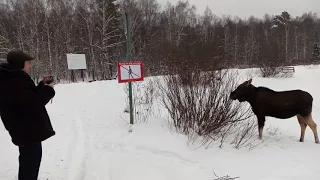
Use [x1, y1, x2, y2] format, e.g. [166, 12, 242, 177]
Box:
[0, 50, 56, 180]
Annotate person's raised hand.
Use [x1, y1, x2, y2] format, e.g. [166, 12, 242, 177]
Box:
[47, 82, 55, 88]
[42, 75, 54, 88]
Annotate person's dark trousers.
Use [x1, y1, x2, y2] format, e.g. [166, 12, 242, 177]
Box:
[18, 142, 42, 180]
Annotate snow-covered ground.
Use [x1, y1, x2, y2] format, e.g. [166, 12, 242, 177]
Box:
[1, 65, 320, 180]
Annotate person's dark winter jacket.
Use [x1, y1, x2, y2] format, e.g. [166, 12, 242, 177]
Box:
[0, 63, 56, 146]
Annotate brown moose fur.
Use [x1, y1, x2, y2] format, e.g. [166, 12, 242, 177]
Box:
[230, 79, 319, 143]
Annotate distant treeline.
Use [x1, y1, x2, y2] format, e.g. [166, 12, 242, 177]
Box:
[0, 0, 319, 81]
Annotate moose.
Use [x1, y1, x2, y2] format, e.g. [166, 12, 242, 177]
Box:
[230, 79, 319, 143]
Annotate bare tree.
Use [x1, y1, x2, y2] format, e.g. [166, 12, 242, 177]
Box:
[0, 0, 319, 81]
[94, 0, 122, 79]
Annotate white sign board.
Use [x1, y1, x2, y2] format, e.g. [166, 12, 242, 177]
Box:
[67, 54, 87, 70]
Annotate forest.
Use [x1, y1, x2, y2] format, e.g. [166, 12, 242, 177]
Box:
[0, 0, 319, 82]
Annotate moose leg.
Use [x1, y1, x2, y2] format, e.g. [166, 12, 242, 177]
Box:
[297, 115, 307, 142]
[304, 114, 319, 143]
[257, 116, 266, 140]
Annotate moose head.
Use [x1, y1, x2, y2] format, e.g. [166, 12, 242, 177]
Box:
[230, 79, 253, 102]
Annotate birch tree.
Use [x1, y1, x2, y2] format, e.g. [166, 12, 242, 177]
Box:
[94, 0, 122, 79]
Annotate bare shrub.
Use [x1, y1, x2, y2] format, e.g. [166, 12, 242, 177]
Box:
[122, 78, 157, 124]
[213, 175, 240, 180]
[230, 119, 261, 150]
[133, 79, 156, 123]
[258, 60, 294, 78]
[259, 66, 281, 77]
[258, 65, 295, 78]
[257, 58, 281, 78]
[213, 171, 240, 180]
[156, 68, 256, 148]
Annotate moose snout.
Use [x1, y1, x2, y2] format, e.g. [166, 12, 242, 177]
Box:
[230, 92, 235, 100]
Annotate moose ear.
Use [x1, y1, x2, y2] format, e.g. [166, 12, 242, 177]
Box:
[246, 79, 252, 86]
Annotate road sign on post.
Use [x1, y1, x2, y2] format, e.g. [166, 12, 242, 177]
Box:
[117, 62, 144, 83]
[122, 12, 137, 126]
[117, 61, 144, 126]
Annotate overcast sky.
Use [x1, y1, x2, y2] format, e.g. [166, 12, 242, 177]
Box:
[157, 0, 320, 19]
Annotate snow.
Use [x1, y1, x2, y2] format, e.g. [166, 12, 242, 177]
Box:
[1, 65, 320, 180]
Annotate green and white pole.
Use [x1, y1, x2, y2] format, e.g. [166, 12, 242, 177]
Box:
[124, 12, 134, 125]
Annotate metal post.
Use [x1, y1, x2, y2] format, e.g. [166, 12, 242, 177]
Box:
[125, 12, 134, 125]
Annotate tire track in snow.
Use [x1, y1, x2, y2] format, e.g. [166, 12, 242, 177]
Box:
[101, 142, 199, 164]
[67, 109, 86, 180]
